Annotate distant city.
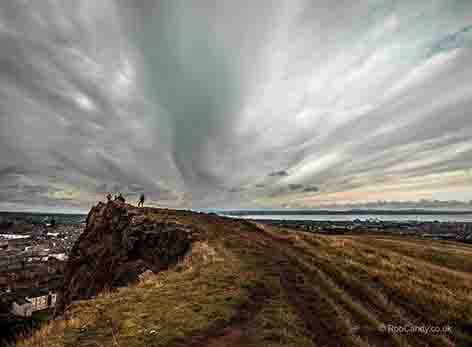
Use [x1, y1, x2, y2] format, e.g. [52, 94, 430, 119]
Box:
[0, 212, 84, 343]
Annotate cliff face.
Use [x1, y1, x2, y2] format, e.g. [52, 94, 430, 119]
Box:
[58, 201, 198, 310]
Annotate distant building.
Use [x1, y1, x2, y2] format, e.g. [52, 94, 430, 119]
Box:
[11, 297, 32, 317]
[3, 287, 58, 317]
[28, 290, 57, 312]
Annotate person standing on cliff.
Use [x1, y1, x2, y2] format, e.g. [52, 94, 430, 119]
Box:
[138, 193, 145, 207]
[106, 193, 112, 202]
[116, 192, 126, 203]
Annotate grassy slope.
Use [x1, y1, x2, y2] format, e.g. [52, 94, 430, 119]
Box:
[19, 210, 472, 347]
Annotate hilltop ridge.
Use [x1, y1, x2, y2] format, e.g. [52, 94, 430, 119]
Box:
[58, 201, 201, 311]
[20, 201, 472, 347]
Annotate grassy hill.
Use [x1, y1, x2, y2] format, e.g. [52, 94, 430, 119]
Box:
[18, 209, 472, 347]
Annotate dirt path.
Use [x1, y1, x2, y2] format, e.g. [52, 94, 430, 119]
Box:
[170, 284, 271, 347]
[171, 222, 458, 347]
[254, 223, 455, 347]
[205, 328, 245, 347]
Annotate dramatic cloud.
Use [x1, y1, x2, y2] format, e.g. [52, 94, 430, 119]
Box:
[269, 171, 290, 178]
[1, 0, 472, 211]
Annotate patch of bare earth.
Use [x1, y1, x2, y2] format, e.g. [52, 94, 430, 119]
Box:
[171, 285, 271, 347]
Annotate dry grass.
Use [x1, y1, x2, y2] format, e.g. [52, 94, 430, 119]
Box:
[19, 239, 249, 347]
[18, 213, 472, 347]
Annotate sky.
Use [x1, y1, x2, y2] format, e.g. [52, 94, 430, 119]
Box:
[1, 0, 472, 212]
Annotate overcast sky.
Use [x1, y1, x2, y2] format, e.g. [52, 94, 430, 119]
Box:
[1, 0, 472, 212]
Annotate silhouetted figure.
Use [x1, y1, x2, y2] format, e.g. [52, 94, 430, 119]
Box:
[138, 194, 145, 207]
[106, 193, 112, 202]
[50, 217, 56, 228]
[116, 192, 126, 204]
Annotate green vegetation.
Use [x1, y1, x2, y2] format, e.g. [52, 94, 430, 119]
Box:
[18, 211, 472, 347]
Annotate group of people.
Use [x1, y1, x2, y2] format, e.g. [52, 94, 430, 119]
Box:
[106, 192, 145, 207]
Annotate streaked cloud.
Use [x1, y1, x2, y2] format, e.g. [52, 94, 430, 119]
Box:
[1, 0, 472, 211]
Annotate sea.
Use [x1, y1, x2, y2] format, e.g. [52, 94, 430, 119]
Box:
[212, 209, 472, 223]
[224, 213, 472, 223]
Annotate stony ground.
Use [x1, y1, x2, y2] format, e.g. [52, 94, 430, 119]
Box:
[19, 208, 472, 347]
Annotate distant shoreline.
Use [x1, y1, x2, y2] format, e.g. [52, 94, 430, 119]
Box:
[220, 209, 472, 216]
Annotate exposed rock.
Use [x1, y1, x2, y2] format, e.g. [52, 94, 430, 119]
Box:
[138, 270, 155, 283]
[58, 201, 198, 311]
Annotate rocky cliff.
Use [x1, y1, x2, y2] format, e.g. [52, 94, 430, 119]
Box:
[58, 200, 199, 311]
